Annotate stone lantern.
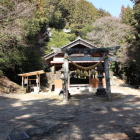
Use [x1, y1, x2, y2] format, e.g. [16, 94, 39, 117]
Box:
[95, 64, 107, 96]
[59, 68, 71, 99]
[59, 68, 65, 88]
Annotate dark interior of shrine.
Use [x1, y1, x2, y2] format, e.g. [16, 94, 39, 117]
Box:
[55, 63, 95, 85]
[70, 76, 89, 84]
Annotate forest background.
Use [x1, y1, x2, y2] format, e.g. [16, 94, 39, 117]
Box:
[0, 0, 140, 86]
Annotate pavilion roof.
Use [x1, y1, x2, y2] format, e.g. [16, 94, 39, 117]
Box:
[18, 70, 45, 77]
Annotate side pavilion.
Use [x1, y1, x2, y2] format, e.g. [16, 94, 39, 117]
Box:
[18, 70, 45, 93]
[44, 37, 120, 102]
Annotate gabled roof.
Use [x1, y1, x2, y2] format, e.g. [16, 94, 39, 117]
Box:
[61, 36, 97, 49]
[44, 37, 97, 60]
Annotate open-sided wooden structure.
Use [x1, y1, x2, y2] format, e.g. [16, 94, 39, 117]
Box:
[44, 37, 120, 101]
[18, 70, 45, 92]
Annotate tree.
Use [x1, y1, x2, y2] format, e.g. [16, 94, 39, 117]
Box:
[130, 0, 140, 4]
[97, 8, 111, 18]
[79, 24, 93, 39]
[45, 29, 76, 54]
[86, 16, 131, 48]
[125, 0, 140, 70]
[120, 5, 135, 25]
[59, 0, 76, 26]
[43, 0, 66, 29]
[71, 0, 97, 36]
[107, 0, 140, 84]
[0, 0, 43, 80]
[133, 0, 140, 34]
[32, 0, 49, 24]
[0, 1, 35, 70]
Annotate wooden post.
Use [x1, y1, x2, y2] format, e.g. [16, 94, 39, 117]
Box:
[104, 52, 112, 100]
[27, 76, 28, 91]
[54, 64, 56, 74]
[36, 74, 39, 93]
[63, 53, 69, 102]
[36, 75, 38, 87]
[22, 76, 24, 92]
[39, 74, 40, 89]
[89, 70, 91, 88]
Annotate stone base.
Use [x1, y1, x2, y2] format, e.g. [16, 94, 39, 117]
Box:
[95, 87, 107, 96]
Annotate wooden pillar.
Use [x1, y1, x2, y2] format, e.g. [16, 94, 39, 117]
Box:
[63, 53, 69, 102]
[36, 74, 39, 93]
[36, 75, 38, 87]
[27, 76, 28, 91]
[22, 76, 24, 92]
[39, 74, 40, 89]
[54, 64, 56, 74]
[104, 52, 112, 100]
[89, 70, 91, 87]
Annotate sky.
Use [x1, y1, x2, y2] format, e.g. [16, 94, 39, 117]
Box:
[87, 0, 134, 17]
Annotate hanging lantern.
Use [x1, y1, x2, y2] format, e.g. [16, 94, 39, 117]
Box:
[76, 69, 80, 75]
[91, 69, 96, 75]
[91, 69, 96, 78]
[80, 70, 84, 78]
[84, 70, 88, 77]
[80, 70, 83, 75]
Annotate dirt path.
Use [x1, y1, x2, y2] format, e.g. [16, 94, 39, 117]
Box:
[0, 79, 140, 140]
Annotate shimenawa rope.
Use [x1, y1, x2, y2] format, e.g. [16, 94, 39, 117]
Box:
[64, 55, 108, 71]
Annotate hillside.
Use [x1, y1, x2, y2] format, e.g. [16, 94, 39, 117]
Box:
[0, 76, 22, 94]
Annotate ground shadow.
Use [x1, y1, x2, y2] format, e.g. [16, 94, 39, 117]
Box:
[0, 89, 140, 140]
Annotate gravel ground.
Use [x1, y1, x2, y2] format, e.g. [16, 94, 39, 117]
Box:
[0, 78, 140, 140]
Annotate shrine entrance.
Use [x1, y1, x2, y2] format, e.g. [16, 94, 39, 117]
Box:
[70, 75, 89, 84]
[69, 61, 93, 90]
[44, 37, 120, 102]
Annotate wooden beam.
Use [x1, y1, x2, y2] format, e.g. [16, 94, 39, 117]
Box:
[69, 56, 118, 62]
[18, 70, 45, 77]
[51, 56, 118, 63]
[59, 46, 120, 54]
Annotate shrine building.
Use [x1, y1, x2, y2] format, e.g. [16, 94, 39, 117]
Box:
[44, 37, 120, 101]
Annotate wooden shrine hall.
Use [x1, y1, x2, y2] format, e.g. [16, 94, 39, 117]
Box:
[44, 37, 120, 102]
